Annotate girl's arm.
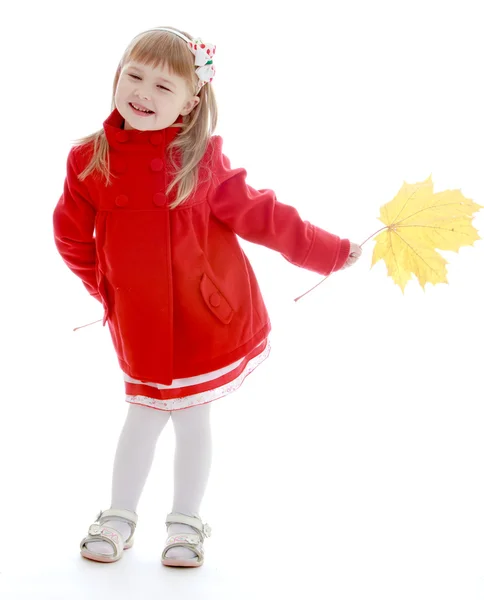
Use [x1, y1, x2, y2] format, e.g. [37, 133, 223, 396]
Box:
[53, 147, 101, 302]
[207, 136, 350, 276]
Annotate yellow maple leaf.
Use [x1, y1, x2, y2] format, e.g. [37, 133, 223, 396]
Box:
[294, 175, 482, 302]
[371, 175, 482, 292]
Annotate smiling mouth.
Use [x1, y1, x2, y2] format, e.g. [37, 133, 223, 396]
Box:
[129, 102, 155, 114]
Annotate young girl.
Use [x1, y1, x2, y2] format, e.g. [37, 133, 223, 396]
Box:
[53, 26, 362, 568]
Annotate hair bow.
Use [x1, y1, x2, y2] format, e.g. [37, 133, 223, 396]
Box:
[187, 39, 216, 92]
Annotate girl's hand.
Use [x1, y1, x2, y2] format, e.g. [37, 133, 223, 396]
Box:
[341, 242, 362, 270]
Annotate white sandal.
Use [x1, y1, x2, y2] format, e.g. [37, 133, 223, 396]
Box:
[80, 508, 138, 563]
[161, 512, 212, 568]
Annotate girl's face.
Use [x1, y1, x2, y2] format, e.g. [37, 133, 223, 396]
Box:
[115, 60, 200, 131]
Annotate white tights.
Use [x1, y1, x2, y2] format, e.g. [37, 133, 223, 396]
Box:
[86, 401, 212, 558]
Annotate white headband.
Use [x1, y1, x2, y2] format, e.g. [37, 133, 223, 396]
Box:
[149, 27, 191, 44]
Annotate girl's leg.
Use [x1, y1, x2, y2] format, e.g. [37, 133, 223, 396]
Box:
[86, 403, 171, 555]
[165, 402, 213, 560]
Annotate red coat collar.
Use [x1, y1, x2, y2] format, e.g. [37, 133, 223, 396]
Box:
[103, 107, 183, 150]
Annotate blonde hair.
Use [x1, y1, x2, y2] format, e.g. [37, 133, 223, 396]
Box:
[75, 27, 218, 209]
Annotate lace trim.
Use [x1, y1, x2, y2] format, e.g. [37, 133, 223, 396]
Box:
[125, 341, 271, 411]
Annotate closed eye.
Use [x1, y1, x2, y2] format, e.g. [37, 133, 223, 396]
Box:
[128, 74, 170, 91]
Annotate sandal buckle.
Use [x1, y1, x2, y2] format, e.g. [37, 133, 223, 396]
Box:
[89, 524, 102, 536]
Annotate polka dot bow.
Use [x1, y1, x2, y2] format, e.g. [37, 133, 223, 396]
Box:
[187, 39, 216, 92]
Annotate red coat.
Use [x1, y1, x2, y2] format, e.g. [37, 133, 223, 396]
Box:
[53, 108, 350, 384]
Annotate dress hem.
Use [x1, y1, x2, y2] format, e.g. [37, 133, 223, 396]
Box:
[125, 340, 271, 411]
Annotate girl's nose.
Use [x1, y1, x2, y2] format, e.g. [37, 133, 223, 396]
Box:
[135, 89, 150, 101]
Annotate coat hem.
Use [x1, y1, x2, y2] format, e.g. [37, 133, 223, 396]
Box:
[117, 323, 271, 384]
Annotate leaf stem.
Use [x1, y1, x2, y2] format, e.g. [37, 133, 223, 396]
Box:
[293, 225, 388, 302]
[359, 226, 387, 248]
[73, 318, 103, 331]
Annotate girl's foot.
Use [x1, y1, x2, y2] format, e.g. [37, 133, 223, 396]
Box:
[80, 508, 138, 562]
[85, 519, 132, 556]
[162, 512, 211, 567]
[165, 523, 198, 559]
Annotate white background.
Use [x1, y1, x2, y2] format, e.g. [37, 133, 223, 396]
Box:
[1, 1, 484, 598]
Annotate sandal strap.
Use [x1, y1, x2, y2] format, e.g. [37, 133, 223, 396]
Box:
[96, 508, 138, 544]
[162, 533, 204, 562]
[80, 524, 123, 558]
[98, 508, 138, 525]
[165, 512, 211, 539]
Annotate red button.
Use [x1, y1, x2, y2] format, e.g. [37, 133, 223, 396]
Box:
[150, 132, 163, 145]
[115, 194, 128, 207]
[150, 158, 164, 171]
[153, 192, 166, 206]
[116, 131, 129, 142]
[209, 293, 221, 307]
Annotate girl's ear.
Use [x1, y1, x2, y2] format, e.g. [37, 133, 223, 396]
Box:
[180, 96, 200, 116]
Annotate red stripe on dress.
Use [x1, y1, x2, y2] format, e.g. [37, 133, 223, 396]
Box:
[125, 339, 268, 400]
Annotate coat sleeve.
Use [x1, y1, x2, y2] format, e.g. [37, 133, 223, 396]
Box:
[206, 136, 350, 276]
[53, 146, 101, 302]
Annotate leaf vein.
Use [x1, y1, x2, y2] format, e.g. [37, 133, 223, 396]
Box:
[394, 201, 468, 226]
[392, 229, 442, 279]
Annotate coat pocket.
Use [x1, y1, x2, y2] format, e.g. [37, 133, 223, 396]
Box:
[200, 273, 234, 325]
